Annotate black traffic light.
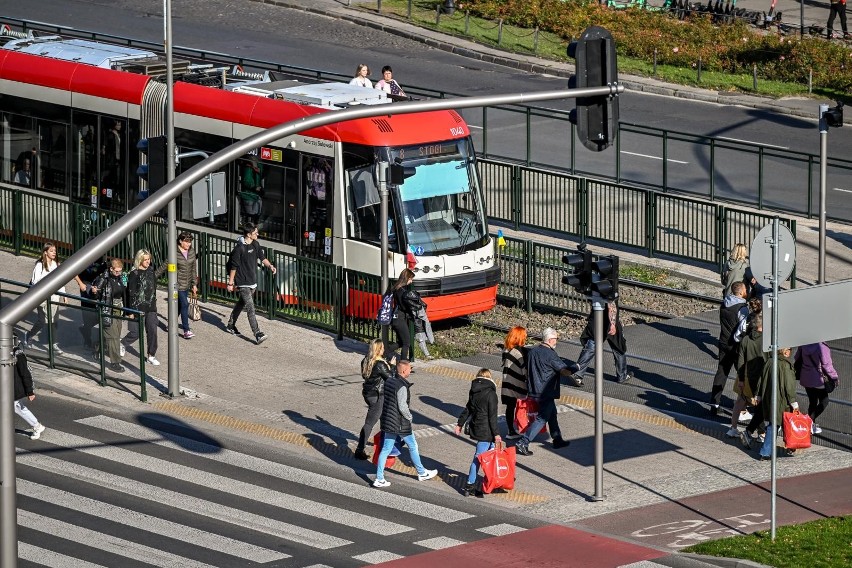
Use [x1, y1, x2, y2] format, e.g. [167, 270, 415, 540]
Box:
[137, 136, 168, 194]
[562, 246, 593, 294]
[823, 102, 844, 128]
[591, 255, 619, 301]
[567, 26, 619, 152]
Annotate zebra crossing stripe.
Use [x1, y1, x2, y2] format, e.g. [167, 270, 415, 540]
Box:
[414, 536, 466, 550]
[18, 542, 108, 568]
[77, 415, 474, 523]
[41, 428, 414, 536]
[18, 479, 289, 563]
[17, 449, 351, 549]
[19, 510, 220, 568]
[477, 523, 526, 536]
[352, 550, 404, 564]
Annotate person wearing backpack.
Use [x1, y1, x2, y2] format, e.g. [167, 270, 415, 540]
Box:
[455, 368, 501, 497]
[389, 269, 419, 362]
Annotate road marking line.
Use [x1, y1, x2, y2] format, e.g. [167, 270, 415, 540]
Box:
[18, 479, 289, 563]
[352, 550, 404, 564]
[477, 523, 526, 536]
[716, 136, 788, 149]
[78, 415, 474, 523]
[833, 187, 852, 193]
[19, 510, 219, 568]
[43, 428, 412, 536]
[18, 543, 108, 568]
[620, 151, 688, 164]
[17, 448, 351, 549]
[415, 536, 466, 550]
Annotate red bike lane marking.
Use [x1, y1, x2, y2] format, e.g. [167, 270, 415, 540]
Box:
[376, 525, 666, 568]
[575, 467, 852, 550]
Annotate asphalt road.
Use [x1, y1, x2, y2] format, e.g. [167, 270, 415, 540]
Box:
[15, 392, 547, 567]
[3, 0, 851, 221]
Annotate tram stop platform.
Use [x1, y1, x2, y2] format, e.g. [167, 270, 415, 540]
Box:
[3, 249, 852, 568]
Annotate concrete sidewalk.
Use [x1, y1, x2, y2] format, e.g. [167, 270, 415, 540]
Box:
[4, 249, 850, 567]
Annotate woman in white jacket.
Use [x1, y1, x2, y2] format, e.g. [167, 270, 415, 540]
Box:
[25, 243, 66, 354]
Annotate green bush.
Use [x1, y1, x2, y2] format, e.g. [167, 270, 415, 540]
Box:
[458, 0, 852, 92]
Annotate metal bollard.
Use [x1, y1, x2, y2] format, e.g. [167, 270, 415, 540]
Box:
[436, 5, 441, 25]
[407, 0, 412, 19]
[498, 19, 503, 46]
[753, 64, 758, 91]
[653, 48, 657, 75]
[533, 27, 539, 53]
[697, 58, 702, 82]
[465, 11, 470, 35]
[377, 0, 382, 14]
[808, 68, 813, 94]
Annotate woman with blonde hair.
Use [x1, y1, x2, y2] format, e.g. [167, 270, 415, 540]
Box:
[501, 326, 528, 439]
[722, 243, 749, 297]
[349, 64, 372, 88]
[354, 338, 394, 460]
[455, 368, 500, 496]
[24, 242, 66, 354]
[125, 249, 166, 366]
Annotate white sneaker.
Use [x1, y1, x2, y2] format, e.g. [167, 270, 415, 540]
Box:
[31, 423, 46, 440]
[738, 411, 753, 424]
[725, 427, 740, 438]
[146, 355, 161, 366]
[373, 478, 391, 488]
[120, 345, 126, 357]
[812, 423, 822, 434]
[417, 469, 438, 482]
[52, 343, 63, 355]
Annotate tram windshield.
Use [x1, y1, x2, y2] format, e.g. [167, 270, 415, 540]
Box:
[387, 139, 487, 255]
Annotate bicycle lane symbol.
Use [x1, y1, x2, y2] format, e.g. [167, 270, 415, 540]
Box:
[630, 513, 770, 548]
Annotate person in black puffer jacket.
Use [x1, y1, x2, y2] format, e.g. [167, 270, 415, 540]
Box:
[354, 338, 394, 460]
[389, 268, 421, 362]
[455, 368, 501, 496]
[124, 249, 167, 367]
[373, 360, 438, 488]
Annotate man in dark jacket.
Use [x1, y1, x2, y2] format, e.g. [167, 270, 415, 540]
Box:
[572, 300, 634, 384]
[225, 223, 277, 345]
[373, 360, 438, 488]
[13, 336, 46, 439]
[456, 369, 501, 497]
[710, 281, 749, 416]
[515, 328, 577, 456]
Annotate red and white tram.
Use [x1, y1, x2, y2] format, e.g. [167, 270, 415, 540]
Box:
[0, 31, 499, 320]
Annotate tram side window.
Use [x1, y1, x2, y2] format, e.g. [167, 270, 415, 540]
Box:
[176, 152, 230, 232]
[173, 129, 234, 231]
[347, 166, 381, 244]
[71, 113, 99, 206]
[1, 114, 35, 188]
[244, 158, 298, 244]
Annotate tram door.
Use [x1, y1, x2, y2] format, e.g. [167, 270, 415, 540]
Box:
[297, 155, 334, 306]
[298, 155, 333, 261]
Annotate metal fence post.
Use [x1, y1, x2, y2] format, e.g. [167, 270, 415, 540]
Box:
[12, 190, 22, 256]
[789, 219, 797, 288]
[336, 265, 345, 340]
[525, 106, 532, 166]
[524, 239, 534, 312]
[199, 231, 209, 302]
[661, 130, 669, 192]
[481, 107, 488, 157]
[646, 190, 655, 258]
[512, 164, 522, 230]
[709, 137, 716, 201]
[579, 177, 589, 241]
[806, 156, 814, 218]
[716, 205, 727, 272]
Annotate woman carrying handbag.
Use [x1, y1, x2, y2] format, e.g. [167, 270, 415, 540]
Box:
[795, 342, 840, 435]
[455, 368, 501, 497]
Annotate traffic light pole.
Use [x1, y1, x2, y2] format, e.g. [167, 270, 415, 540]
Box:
[818, 103, 828, 284]
[378, 161, 390, 347]
[165, 0, 180, 397]
[591, 299, 605, 502]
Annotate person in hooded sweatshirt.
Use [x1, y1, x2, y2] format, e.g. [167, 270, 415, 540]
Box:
[721, 243, 748, 297]
[455, 368, 501, 497]
[710, 281, 749, 417]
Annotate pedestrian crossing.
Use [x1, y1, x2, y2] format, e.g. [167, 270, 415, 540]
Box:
[15, 413, 528, 567]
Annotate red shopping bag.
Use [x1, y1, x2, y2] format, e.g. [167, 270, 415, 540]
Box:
[514, 398, 539, 434]
[782, 410, 812, 450]
[479, 442, 516, 494]
[371, 432, 398, 467]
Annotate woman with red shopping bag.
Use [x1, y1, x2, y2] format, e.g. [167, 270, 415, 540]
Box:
[455, 368, 501, 497]
[755, 346, 801, 459]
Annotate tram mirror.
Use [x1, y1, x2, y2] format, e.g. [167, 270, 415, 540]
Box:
[388, 163, 416, 185]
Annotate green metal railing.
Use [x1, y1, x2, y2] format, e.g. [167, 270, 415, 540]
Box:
[480, 158, 797, 282]
[0, 277, 148, 401]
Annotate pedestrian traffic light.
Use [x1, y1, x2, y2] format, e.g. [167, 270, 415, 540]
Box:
[591, 255, 619, 301]
[562, 246, 592, 294]
[567, 26, 619, 152]
[823, 101, 844, 128]
[137, 136, 168, 194]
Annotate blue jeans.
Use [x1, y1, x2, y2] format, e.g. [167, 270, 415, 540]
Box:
[375, 433, 425, 481]
[574, 338, 628, 382]
[178, 290, 190, 332]
[760, 423, 780, 458]
[520, 397, 561, 444]
[468, 441, 494, 485]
